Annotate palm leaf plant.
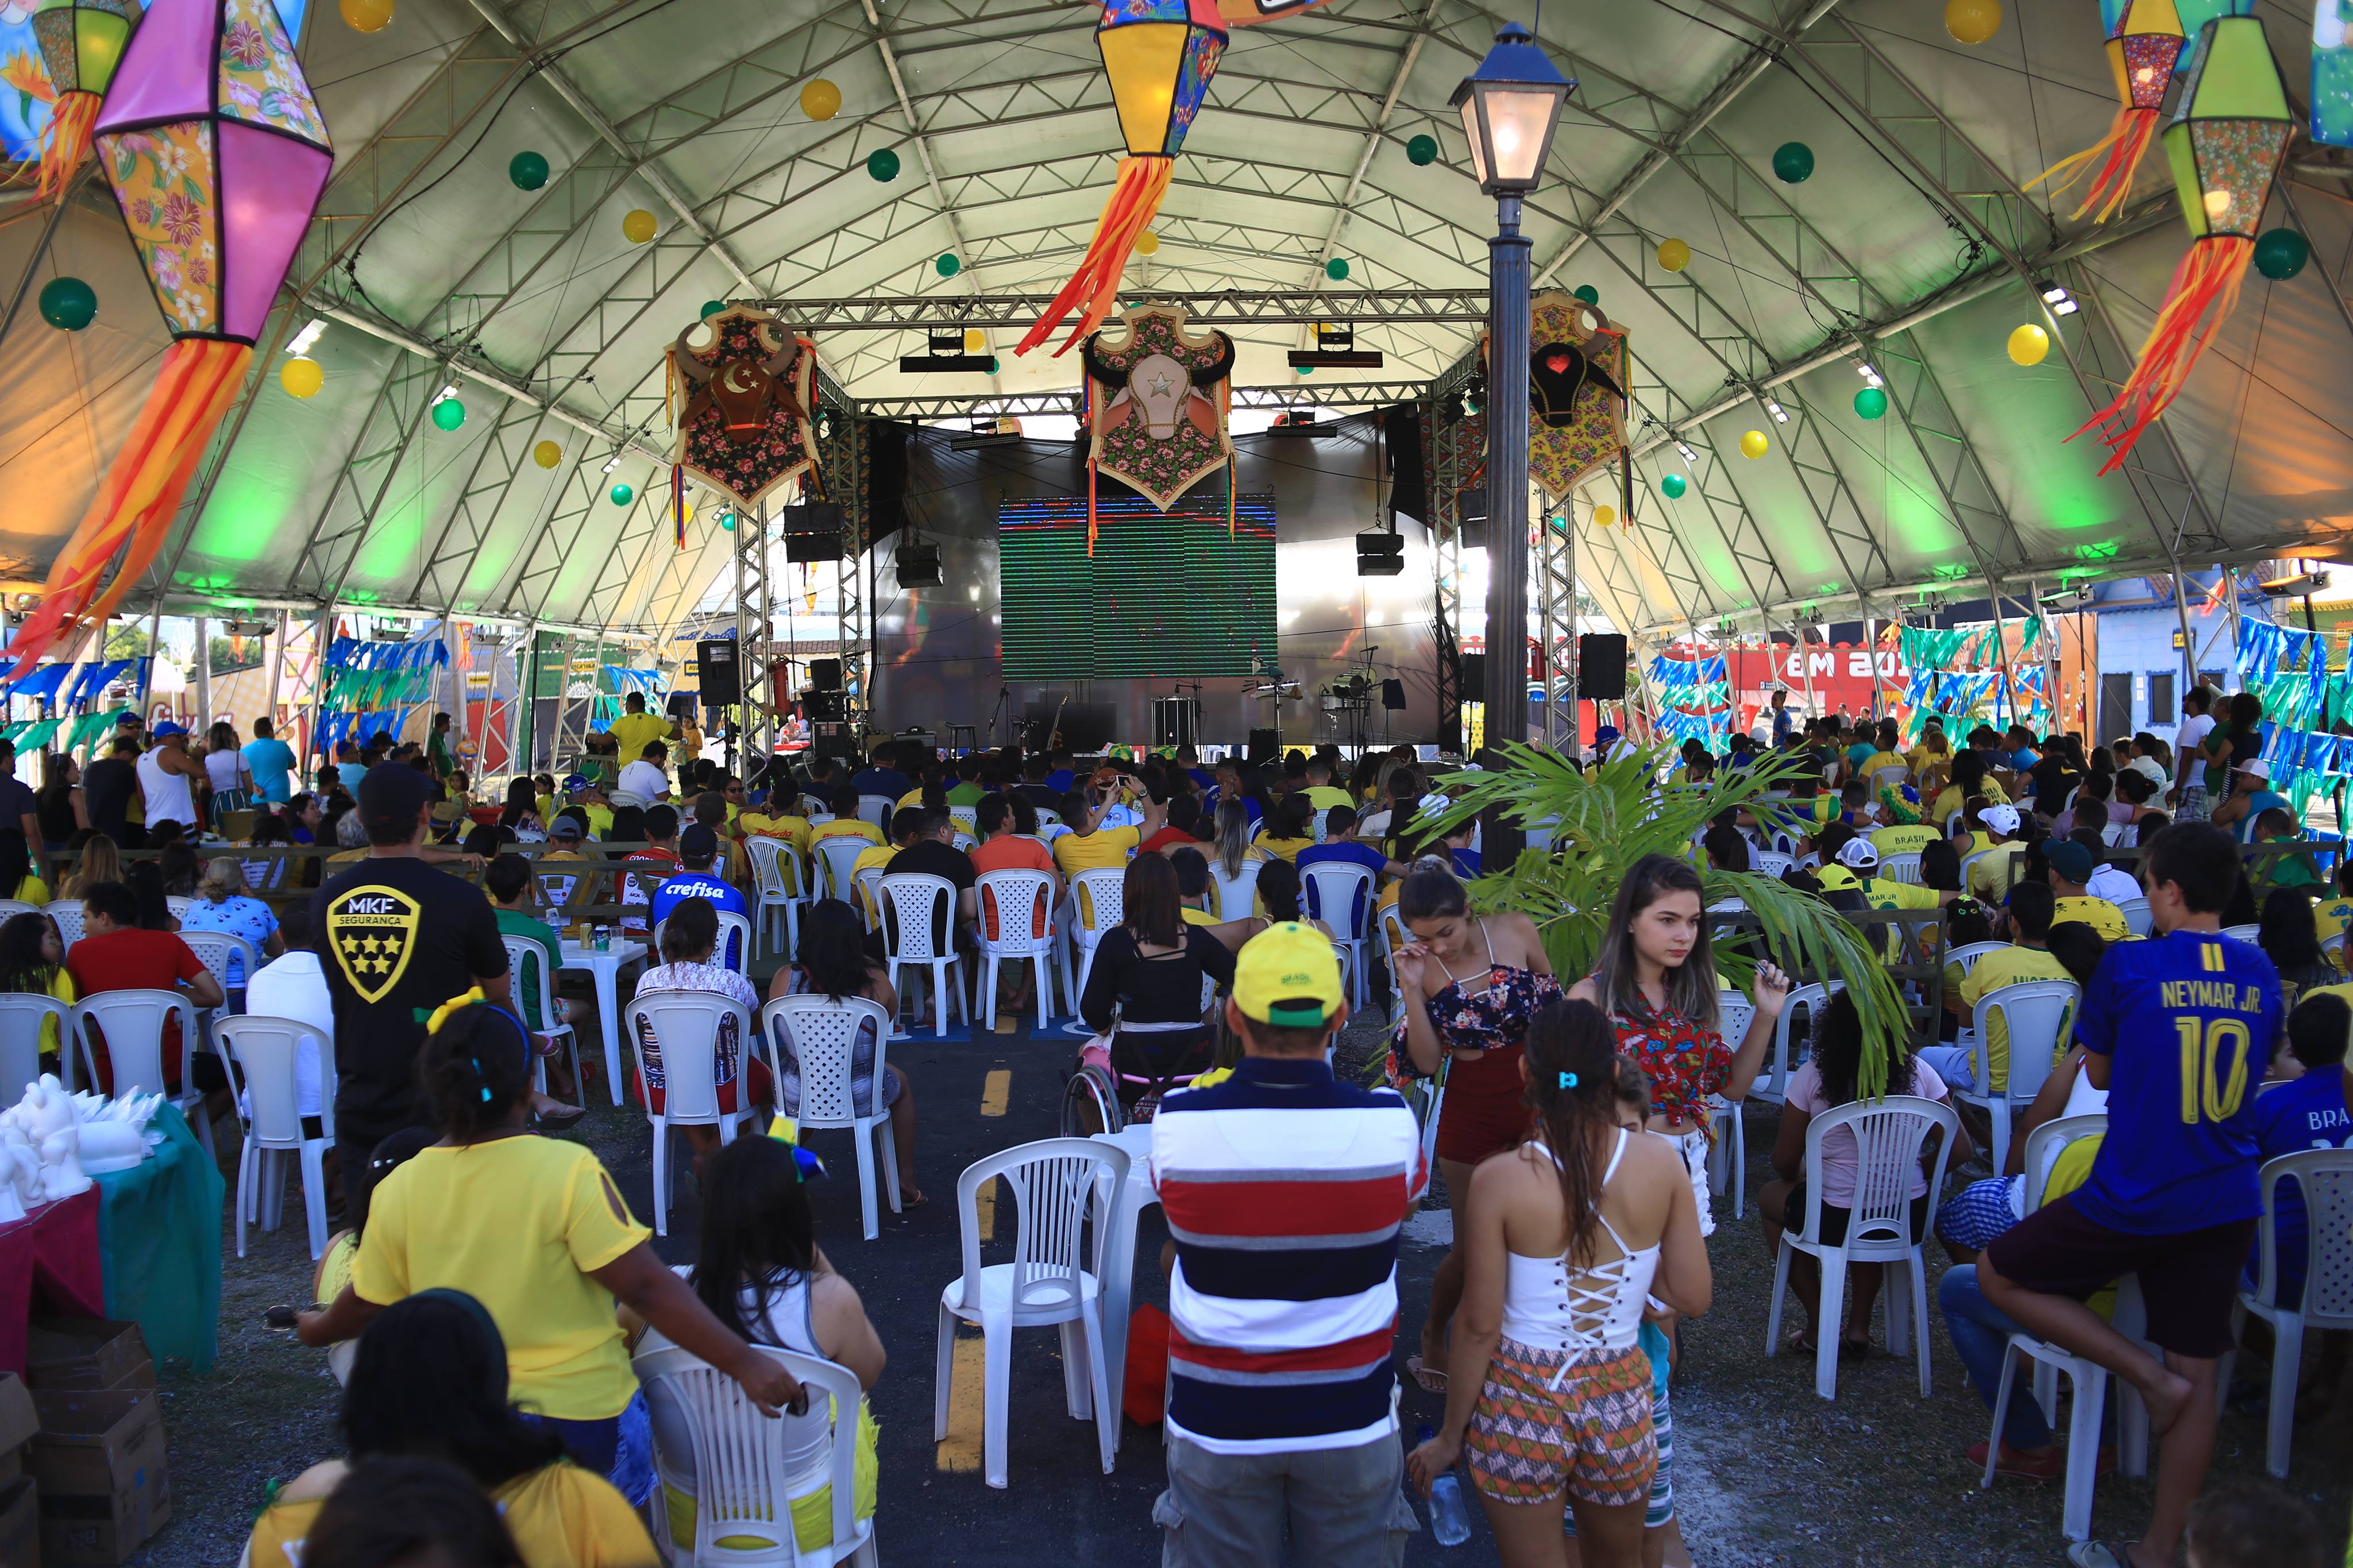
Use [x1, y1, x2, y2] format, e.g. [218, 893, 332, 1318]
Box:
[1424, 741, 1909, 1096]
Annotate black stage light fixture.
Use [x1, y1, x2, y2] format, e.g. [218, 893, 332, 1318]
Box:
[1266, 410, 1332, 438]
[900, 328, 999, 374]
[896, 541, 943, 587]
[1287, 320, 1383, 370]
[1357, 528, 1406, 577]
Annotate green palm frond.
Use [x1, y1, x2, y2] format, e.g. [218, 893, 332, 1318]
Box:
[1427, 741, 1907, 1097]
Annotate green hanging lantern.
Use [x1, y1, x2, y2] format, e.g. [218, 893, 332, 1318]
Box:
[610, 482, 634, 505]
[936, 253, 961, 277]
[1854, 385, 1888, 419]
[2253, 227, 2309, 280]
[867, 148, 901, 181]
[1325, 257, 1350, 281]
[430, 396, 466, 431]
[37, 276, 97, 331]
[1772, 141, 1814, 183]
[1661, 473, 1687, 499]
[1406, 133, 1438, 165]
[508, 150, 549, 190]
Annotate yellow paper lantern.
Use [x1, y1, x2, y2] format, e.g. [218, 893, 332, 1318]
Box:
[1943, 0, 2001, 45]
[1656, 237, 1691, 272]
[279, 356, 323, 399]
[963, 329, 987, 353]
[338, 0, 392, 32]
[1133, 229, 1160, 256]
[533, 440, 562, 469]
[2007, 323, 2050, 366]
[622, 208, 657, 245]
[799, 78, 842, 121]
[1592, 504, 1616, 528]
[1739, 429, 1769, 459]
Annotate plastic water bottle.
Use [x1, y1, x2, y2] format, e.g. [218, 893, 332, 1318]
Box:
[1416, 1422, 1473, 1546]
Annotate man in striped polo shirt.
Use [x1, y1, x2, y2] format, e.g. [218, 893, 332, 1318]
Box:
[1150, 922, 1429, 1566]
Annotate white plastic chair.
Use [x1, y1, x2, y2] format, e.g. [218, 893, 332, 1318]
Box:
[632, 1342, 878, 1566]
[215, 1014, 336, 1260]
[813, 837, 871, 909]
[745, 836, 808, 963]
[624, 990, 759, 1235]
[1962, 980, 2078, 1175]
[2234, 1147, 2353, 1478]
[1879, 852, 1923, 886]
[0, 900, 37, 924]
[1765, 1094, 1958, 1401]
[853, 868, 888, 933]
[975, 870, 1058, 1032]
[1379, 901, 1411, 1032]
[164, 895, 192, 924]
[70, 990, 208, 1151]
[1874, 764, 1910, 790]
[2222, 923, 2262, 943]
[652, 910, 755, 976]
[1300, 862, 1375, 1009]
[503, 934, 583, 1107]
[934, 1137, 1126, 1489]
[1035, 808, 1062, 829]
[45, 899, 82, 953]
[0, 994, 65, 1104]
[857, 794, 894, 831]
[1753, 980, 1842, 1109]
[763, 995, 900, 1241]
[178, 929, 260, 1001]
[1208, 860, 1260, 922]
[1753, 850, 1794, 879]
[2325, 928, 2348, 966]
[1059, 868, 1127, 1026]
[949, 805, 978, 837]
[1704, 988, 1757, 1219]
[880, 872, 967, 1037]
[1945, 941, 2009, 980]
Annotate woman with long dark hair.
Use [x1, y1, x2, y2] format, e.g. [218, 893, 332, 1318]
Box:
[0, 909, 71, 1071]
[1077, 853, 1236, 1112]
[1569, 852, 1789, 1239]
[1395, 862, 1561, 1392]
[2258, 885, 2337, 1009]
[0, 830, 47, 906]
[1249, 793, 1314, 862]
[1405, 999, 1709, 1566]
[251, 1291, 654, 1567]
[35, 751, 83, 856]
[500, 777, 545, 841]
[639, 1135, 886, 1555]
[157, 839, 200, 898]
[775, 898, 919, 1202]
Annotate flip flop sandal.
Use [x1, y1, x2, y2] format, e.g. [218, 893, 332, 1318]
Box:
[2066, 1540, 2129, 1568]
[1406, 1355, 1448, 1393]
[533, 1103, 587, 1132]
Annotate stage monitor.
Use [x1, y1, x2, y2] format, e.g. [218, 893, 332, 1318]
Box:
[998, 492, 1276, 679]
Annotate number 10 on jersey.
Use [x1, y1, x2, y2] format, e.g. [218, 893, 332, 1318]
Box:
[2177, 1017, 2251, 1125]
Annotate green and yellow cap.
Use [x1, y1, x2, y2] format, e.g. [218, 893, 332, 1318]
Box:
[1234, 921, 1344, 1028]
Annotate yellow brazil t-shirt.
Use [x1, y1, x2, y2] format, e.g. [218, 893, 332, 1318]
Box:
[246, 1461, 658, 1568]
[1869, 824, 1941, 859]
[1957, 943, 2073, 1090]
[2314, 894, 2353, 955]
[1302, 786, 1354, 813]
[1860, 750, 1908, 782]
[740, 810, 812, 855]
[2053, 895, 2129, 943]
[1250, 834, 1314, 863]
[1968, 840, 2022, 902]
[810, 818, 884, 849]
[1054, 824, 1143, 879]
[1931, 778, 2009, 823]
[350, 1138, 651, 1422]
[1180, 906, 1220, 927]
[608, 711, 673, 765]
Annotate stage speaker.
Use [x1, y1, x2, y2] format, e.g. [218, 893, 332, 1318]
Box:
[696, 639, 742, 705]
[1382, 678, 1407, 711]
[810, 658, 843, 692]
[785, 532, 842, 563]
[1460, 652, 1486, 696]
[867, 420, 909, 540]
[805, 690, 848, 723]
[776, 502, 844, 534]
[812, 720, 857, 760]
[665, 691, 698, 723]
[1577, 634, 1629, 700]
[1247, 727, 1279, 764]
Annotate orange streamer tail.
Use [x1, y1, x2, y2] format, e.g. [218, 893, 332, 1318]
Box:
[2068, 237, 2248, 475]
[2024, 105, 2159, 225]
[36, 93, 101, 203]
[1015, 156, 1174, 358]
[9, 339, 252, 677]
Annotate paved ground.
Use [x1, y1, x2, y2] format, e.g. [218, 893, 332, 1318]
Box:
[136, 997, 2353, 1566]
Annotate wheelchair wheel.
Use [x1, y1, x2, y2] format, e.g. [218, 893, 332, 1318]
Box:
[1060, 1063, 1123, 1137]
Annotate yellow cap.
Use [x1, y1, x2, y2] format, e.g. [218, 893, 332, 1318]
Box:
[1814, 865, 1862, 893]
[1234, 922, 1345, 1027]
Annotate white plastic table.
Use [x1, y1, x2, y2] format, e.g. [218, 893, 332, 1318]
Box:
[1090, 1122, 1158, 1449]
[560, 938, 648, 1105]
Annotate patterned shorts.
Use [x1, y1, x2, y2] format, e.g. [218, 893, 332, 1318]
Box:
[1563, 1387, 1673, 1533]
[1933, 1175, 2022, 1253]
[1465, 1339, 1655, 1509]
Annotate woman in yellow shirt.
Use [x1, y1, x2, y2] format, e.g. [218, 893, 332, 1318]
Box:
[1248, 795, 1316, 863]
[298, 997, 802, 1501]
[252, 1290, 659, 1568]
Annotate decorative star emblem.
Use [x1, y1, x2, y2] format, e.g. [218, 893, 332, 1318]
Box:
[1145, 372, 1173, 397]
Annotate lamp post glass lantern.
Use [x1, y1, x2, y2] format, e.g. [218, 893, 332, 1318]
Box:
[1454, 21, 1571, 868]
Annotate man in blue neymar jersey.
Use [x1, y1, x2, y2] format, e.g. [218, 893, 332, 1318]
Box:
[648, 824, 750, 971]
[1981, 823, 2281, 1568]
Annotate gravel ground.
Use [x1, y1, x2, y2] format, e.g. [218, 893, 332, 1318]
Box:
[127, 1013, 2353, 1566]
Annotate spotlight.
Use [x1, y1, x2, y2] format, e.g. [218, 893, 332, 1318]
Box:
[286, 319, 327, 356]
[1854, 360, 1884, 388]
[603, 455, 622, 473]
[2258, 569, 2329, 597]
[2038, 279, 2080, 317]
[1675, 441, 1698, 462]
[1765, 399, 1789, 424]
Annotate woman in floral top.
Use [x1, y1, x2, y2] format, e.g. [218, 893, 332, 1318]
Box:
[630, 896, 772, 1173]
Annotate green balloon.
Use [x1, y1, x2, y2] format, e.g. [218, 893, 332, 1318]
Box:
[2254, 227, 2309, 281]
[1854, 385, 1888, 420]
[1325, 257, 1350, 281]
[610, 483, 634, 506]
[867, 148, 900, 182]
[699, 299, 728, 319]
[1296, 365, 1313, 376]
[1661, 473, 1688, 499]
[1772, 141, 1815, 183]
[37, 276, 95, 331]
[1572, 284, 1599, 306]
[719, 512, 736, 531]
[430, 397, 466, 431]
[1406, 133, 1438, 166]
[508, 150, 549, 191]
[935, 253, 961, 278]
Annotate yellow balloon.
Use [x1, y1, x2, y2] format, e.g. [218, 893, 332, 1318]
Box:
[338, 0, 391, 31]
[1133, 230, 1160, 256]
[533, 440, 562, 469]
[963, 329, 987, 353]
[1943, 0, 2001, 45]
[279, 356, 323, 399]
[1592, 504, 1616, 528]
[622, 208, 657, 245]
[800, 78, 842, 121]
[2008, 322, 2050, 366]
[1739, 429, 1769, 459]
[1656, 237, 1691, 272]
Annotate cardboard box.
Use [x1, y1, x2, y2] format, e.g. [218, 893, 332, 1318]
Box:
[22, 1326, 153, 1396]
[0, 1373, 37, 1488]
[29, 1391, 167, 1566]
[0, 1476, 37, 1568]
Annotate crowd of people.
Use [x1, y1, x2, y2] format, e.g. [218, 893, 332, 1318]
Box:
[0, 684, 2343, 1568]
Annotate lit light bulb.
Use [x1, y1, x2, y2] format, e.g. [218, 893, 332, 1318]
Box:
[2134, 65, 2154, 83]
[2204, 189, 2234, 219]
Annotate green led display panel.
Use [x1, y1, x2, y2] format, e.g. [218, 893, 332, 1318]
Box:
[998, 493, 1276, 678]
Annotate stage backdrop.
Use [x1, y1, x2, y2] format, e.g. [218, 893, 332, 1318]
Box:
[867, 413, 1437, 750]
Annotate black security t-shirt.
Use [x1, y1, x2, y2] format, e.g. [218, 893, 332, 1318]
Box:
[83, 757, 135, 843]
[311, 855, 509, 1142]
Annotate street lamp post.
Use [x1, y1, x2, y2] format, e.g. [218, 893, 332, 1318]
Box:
[1452, 21, 1571, 870]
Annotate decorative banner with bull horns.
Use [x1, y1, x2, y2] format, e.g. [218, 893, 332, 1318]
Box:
[665, 306, 823, 515]
[1523, 291, 1629, 504]
[1079, 304, 1236, 552]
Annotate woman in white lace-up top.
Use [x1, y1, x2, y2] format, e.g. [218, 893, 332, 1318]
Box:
[1407, 999, 1711, 1567]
